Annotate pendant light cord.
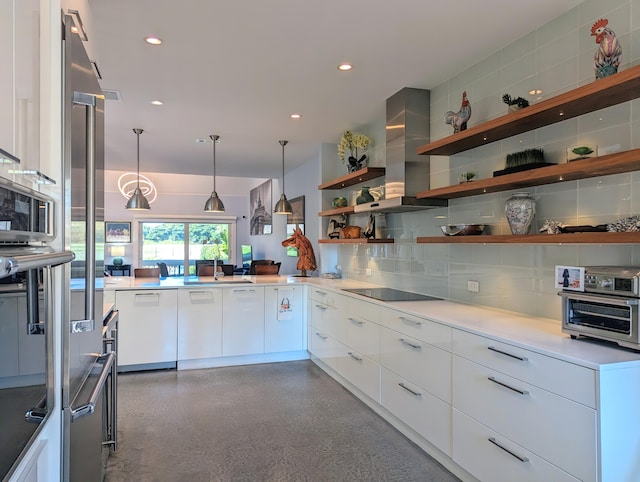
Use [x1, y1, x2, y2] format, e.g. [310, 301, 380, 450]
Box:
[210, 134, 220, 193]
[133, 128, 144, 188]
[279, 140, 288, 194]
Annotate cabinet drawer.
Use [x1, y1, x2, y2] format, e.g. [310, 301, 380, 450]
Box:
[453, 410, 579, 482]
[381, 367, 451, 456]
[345, 313, 380, 362]
[177, 289, 222, 360]
[380, 307, 452, 351]
[452, 329, 595, 407]
[335, 348, 380, 403]
[379, 326, 451, 403]
[453, 355, 596, 481]
[309, 301, 343, 342]
[309, 287, 339, 307]
[309, 330, 347, 372]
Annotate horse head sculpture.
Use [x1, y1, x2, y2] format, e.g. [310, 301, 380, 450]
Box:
[281, 227, 317, 277]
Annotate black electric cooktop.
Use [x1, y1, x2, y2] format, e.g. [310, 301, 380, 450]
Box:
[342, 288, 442, 302]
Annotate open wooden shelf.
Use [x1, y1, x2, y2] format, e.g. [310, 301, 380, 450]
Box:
[318, 167, 385, 190]
[319, 238, 395, 244]
[416, 65, 640, 156]
[417, 232, 640, 244]
[318, 206, 355, 217]
[416, 149, 640, 200]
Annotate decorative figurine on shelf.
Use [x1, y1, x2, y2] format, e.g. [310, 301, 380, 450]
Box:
[338, 130, 371, 173]
[363, 214, 375, 239]
[591, 18, 622, 80]
[327, 214, 347, 239]
[281, 227, 317, 277]
[445, 91, 471, 134]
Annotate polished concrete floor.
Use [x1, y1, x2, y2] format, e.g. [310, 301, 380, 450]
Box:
[104, 360, 460, 482]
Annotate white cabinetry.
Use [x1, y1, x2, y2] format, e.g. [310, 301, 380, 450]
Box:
[115, 290, 178, 368]
[177, 288, 222, 360]
[264, 285, 305, 353]
[452, 329, 596, 482]
[222, 286, 265, 356]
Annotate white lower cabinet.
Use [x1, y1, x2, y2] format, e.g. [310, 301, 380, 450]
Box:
[177, 288, 222, 360]
[453, 409, 579, 482]
[379, 325, 451, 403]
[222, 286, 265, 356]
[115, 289, 178, 367]
[453, 354, 596, 481]
[381, 367, 451, 455]
[264, 285, 304, 352]
[309, 330, 345, 369]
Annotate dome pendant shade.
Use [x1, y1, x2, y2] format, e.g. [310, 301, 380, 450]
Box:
[274, 193, 293, 214]
[204, 134, 225, 212]
[126, 186, 151, 210]
[204, 191, 225, 212]
[126, 128, 151, 210]
[274, 139, 293, 214]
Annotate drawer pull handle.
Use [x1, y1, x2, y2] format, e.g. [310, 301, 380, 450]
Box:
[399, 338, 422, 350]
[315, 332, 328, 340]
[348, 317, 364, 326]
[487, 376, 529, 396]
[488, 437, 529, 463]
[487, 346, 528, 362]
[399, 316, 422, 327]
[315, 304, 327, 311]
[347, 352, 363, 362]
[398, 382, 422, 397]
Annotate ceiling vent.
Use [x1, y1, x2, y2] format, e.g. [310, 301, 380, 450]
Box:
[102, 89, 121, 101]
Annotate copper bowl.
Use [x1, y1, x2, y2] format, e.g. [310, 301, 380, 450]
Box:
[439, 224, 487, 236]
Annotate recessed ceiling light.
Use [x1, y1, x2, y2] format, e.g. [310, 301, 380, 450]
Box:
[338, 63, 352, 71]
[150, 100, 163, 106]
[529, 89, 542, 95]
[290, 113, 302, 119]
[145, 36, 162, 45]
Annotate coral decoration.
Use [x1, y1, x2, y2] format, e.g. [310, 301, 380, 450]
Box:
[591, 18, 622, 79]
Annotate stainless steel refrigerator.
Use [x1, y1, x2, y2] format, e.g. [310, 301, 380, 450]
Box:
[62, 14, 116, 481]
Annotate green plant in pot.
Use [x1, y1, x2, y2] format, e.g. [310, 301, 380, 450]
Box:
[502, 94, 530, 112]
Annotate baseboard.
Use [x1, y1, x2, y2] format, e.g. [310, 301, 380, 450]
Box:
[177, 351, 310, 370]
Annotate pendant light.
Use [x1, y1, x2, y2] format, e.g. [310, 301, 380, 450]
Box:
[125, 128, 151, 210]
[204, 134, 225, 212]
[274, 140, 293, 214]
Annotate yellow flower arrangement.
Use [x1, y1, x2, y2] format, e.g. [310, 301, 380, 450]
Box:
[337, 130, 371, 162]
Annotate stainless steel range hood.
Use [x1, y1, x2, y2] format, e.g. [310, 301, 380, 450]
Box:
[354, 88, 447, 214]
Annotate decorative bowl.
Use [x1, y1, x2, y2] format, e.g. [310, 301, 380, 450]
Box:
[439, 224, 486, 236]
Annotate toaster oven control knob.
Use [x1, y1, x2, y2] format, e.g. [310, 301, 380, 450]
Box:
[600, 279, 613, 289]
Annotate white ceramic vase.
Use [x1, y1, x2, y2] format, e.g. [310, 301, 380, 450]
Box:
[505, 192, 536, 234]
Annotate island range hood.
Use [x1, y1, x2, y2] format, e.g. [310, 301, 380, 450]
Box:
[354, 87, 447, 213]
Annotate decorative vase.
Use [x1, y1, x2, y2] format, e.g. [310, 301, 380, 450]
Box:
[112, 257, 124, 266]
[332, 196, 348, 208]
[505, 192, 536, 234]
[356, 186, 374, 205]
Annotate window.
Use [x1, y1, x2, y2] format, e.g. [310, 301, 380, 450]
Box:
[139, 220, 235, 276]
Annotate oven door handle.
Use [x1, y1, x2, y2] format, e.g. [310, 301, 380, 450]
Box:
[70, 352, 115, 422]
[558, 291, 639, 306]
[0, 250, 75, 279]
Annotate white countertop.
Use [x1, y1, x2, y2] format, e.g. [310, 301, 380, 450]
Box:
[103, 274, 640, 370]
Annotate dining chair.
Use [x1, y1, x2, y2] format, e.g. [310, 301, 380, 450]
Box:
[255, 264, 279, 275]
[249, 260, 273, 275]
[157, 262, 169, 277]
[197, 265, 216, 276]
[134, 267, 161, 278]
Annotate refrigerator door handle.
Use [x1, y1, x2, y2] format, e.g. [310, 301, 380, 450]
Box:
[70, 352, 115, 422]
[25, 395, 48, 424]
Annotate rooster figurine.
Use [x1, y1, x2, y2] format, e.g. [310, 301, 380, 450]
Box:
[591, 18, 622, 80]
[445, 91, 471, 134]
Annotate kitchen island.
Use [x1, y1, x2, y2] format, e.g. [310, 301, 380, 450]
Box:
[105, 275, 640, 482]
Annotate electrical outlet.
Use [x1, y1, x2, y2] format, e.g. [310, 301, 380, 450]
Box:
[467, 280, 479, 293]
[336, 264, 342, 271]
[366, 268, 372, 276]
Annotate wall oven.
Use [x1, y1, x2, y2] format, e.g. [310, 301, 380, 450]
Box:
[561, 266, 640, 350]
[0, 178, 74, 480]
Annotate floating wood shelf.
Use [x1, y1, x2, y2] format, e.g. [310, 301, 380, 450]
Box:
[416, 150, 640, 200]
[319, 238, 395, 244]
[318, 167, 385, 190]
[416, 232, 640, 244]
[416, 65, 640, 156]
[318, 206, 355, 217]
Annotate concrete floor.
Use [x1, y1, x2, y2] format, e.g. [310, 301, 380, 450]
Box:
[104, 360, 460, 481]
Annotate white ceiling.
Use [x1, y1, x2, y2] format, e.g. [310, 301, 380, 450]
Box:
[86, 0, 582, 180]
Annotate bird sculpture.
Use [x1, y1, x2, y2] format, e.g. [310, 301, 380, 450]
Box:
[591, 18, 622, 80]
[445, 91, 471, 134]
